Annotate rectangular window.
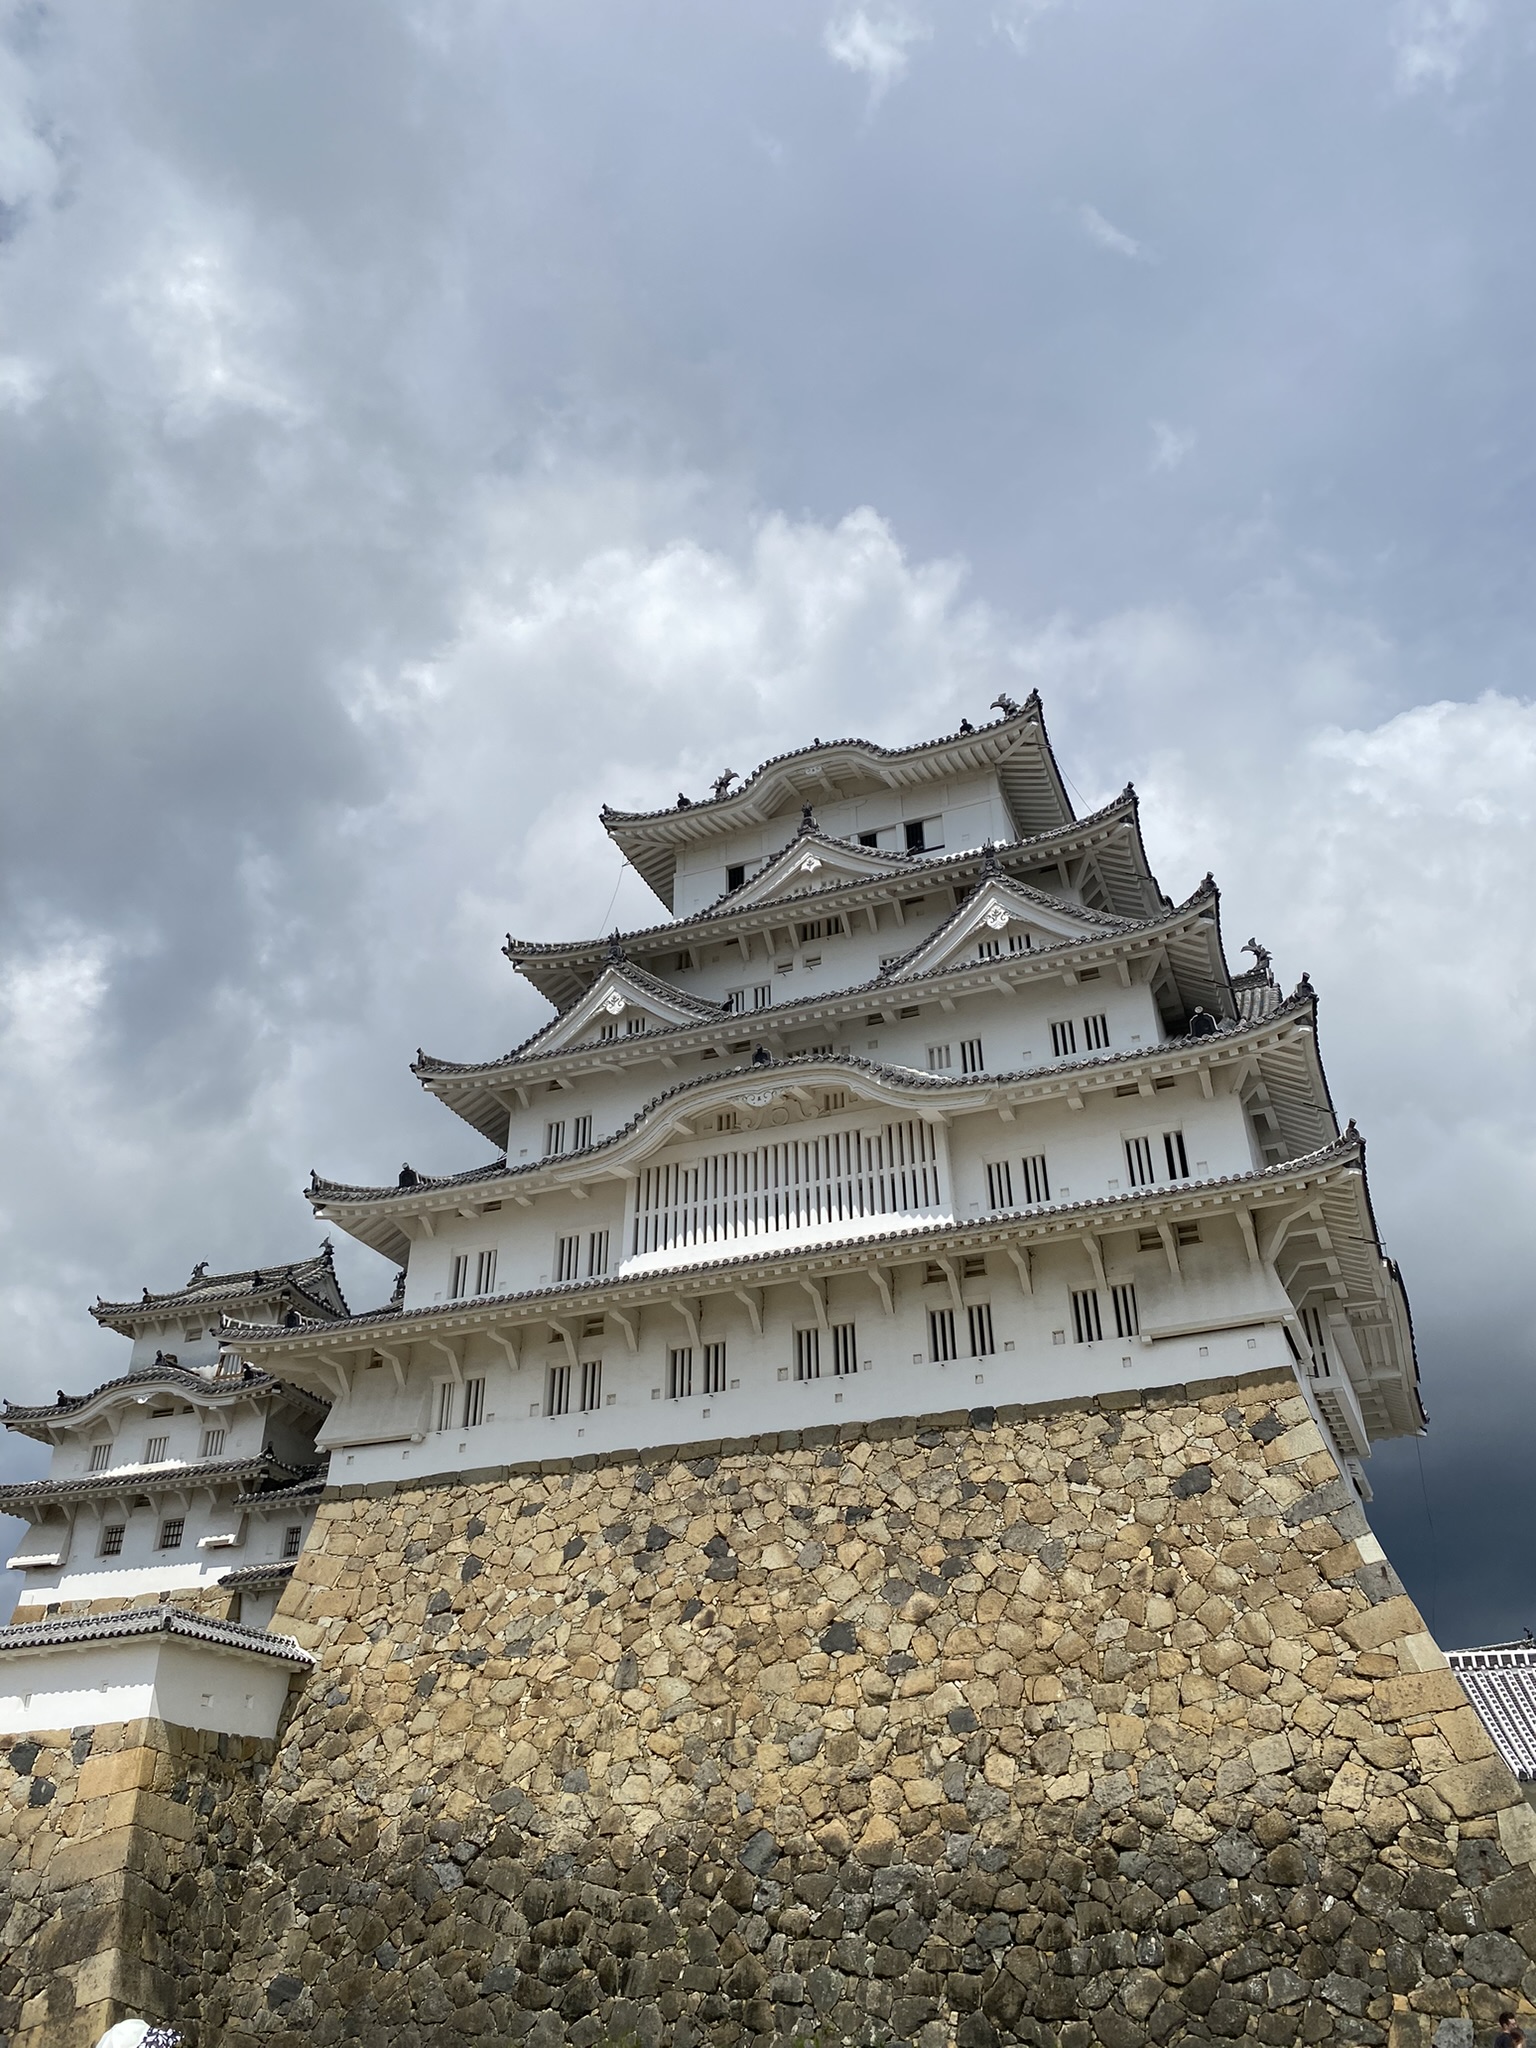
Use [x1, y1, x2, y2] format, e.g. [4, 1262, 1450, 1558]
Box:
[1020, 1152, 1050, 1205]
[158, 1516, 185, 1552]
[725, 989, 745, 1014]
[960, 1037, 984, 1075]
[1008, 931, 1031, 954]
[1164, 1129, 1190, 1179]
[626, 1016, 645, 1035]
[473, 1249, 495, 1295]
[463, 1377, 487, 1428]
[753, 984, 772, 1009]
[928, 1306, 958, 1362]
[985, 1159, 1014, 1209]
[572, 1114, 592, 1150]
[905, 818, 943, 852]
[200, 1428, 225, 1460]
[703, 1341, 727, 1393]
[1071, 1289, 1103, 1344]
[858, 830, 880, 848]
[89, 1442, 111, 1472]
[555, 1234, 581, 1283]
[579, 1359, 603, 1413]
[1112, 1283, 1139, 1339]
[435, 1382, 455, 1433]
[450, 1253, 469, 1300]
[99, 1523, 125, 1557]
[1301, 1304, 1330, 1371]
[961, 1254, 986, 1279]
[282, 1525, 303, 1560]
[547, 1362, 572, 1417]
[794, 1328, 821, 1381]
[831, 1322, 858, 1376]
[968, 1302, 995, 1357]
[1083, 1013, 1110, 1051]
[1124, 1135, 1157, 1187]
[926, 1044, 952, 1072]
[599, 1020, 619, 1041]
[1138, 1228, 1162, 1252]
[726, 863, 745, 892]
[1050, 1020, 1077, 1058]
[976, 937, 1001, 961]
[544, 1119, 566, 1156]
[145, 1435, 169, 1464]
[818, 1089, 847, 1113]
[1175, 1221, 1201, 1246]
[587, 1229, 610, 1276]
[668, 1347, 694, 1399]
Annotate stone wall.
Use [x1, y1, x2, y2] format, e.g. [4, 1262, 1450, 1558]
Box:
[195, 1368, 1536, 2048]
[0, 1715, 269, 2047]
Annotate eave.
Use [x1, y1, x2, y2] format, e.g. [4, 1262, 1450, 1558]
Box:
[426, 886, 1229, 1149]
[600, 698, 1077, 909]
[2, 1367, 329, 1444]
[504, 789, 1162, 1010]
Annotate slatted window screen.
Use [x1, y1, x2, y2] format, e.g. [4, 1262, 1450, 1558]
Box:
[475, 1249, 498, 1295]
[928, 1307, 958, 1362]
[968, 1303, 995, 1357]
[631, 1119, 942, 1256]
[580, 1360, 603, 1413]
[1020, 1153, 1050, 1205]
[90, 1443, 111, 1472]
[703, 1342, 727, 1394]
[555, 1235, 581, 1283]
[1084, 1013, 1110, 1050]
[201, 1428, 225, 1459]
[1050, 1020, 1076, 1057]
[450, 1254, 469, 1299]
[547, 1363, 572, 1417]
[545, 1120, 566, 1156]
[435, 1383, 455, 1433]
[1112, 1284, 1139, 1340]
[100, 1524, 124, 1557]
[283, 1525, 304, 1559]
[1164, 1129, 1190, 1179]
[794, 1329, 821, 1381]
[572, 1115, 592, 1150]
[831, 1323, 858, 1376]
[1071, 1289, 1103, 1344]
[145, 1435, 169, 1464]
[158, 1516, 185, 1551]
[960, 1038, 985, 1074]
[985, 1160, 1014, 1209]
[668, 1348, 694, 1399]
[463, 1377, 487, 1428]
[587, 1230, 610, 1276]
[1124, 1136, 1156, 1187]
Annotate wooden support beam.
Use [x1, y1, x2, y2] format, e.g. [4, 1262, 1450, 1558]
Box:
[610, 1306, 640, 1353]
[933, 1256, 964, 1315]
[485, 1330, 521, 1373]
[800, 1277, 829, 1330]
[1157, 1223, 1182, 1285]
[548, 1320, 579, 1370]
[317, 1353, 351, 1401]
[1236, 1209, 1261, 1272]
[1083, 1234, 1108, 1294]
[375, 1344, 408, 1392]
[866, 1265, 893, 1316]
[426, 1336, 462, 1385]
[672, 1298, 701, 1348]
[1006, 1244, 1033, 1297]
[733, 1288, 763, 1337]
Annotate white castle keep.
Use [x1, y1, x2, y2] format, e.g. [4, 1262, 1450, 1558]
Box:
[0, 694, 1422, 1738]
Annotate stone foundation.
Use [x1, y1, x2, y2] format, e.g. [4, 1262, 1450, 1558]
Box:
[0, 1716, 269, 2047]
[8, 1370, 1535, 2047]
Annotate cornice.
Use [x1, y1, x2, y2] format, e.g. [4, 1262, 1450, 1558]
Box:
[234, 1129, 1368, 1360]
[2, 1366, 329, 1442]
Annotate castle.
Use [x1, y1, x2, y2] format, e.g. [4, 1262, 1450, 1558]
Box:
[1, 697, 1530, 2048]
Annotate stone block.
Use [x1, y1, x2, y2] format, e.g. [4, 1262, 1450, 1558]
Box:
[1340, 1595, 1424, 1654]
[1432, 1759, 1523, 1822]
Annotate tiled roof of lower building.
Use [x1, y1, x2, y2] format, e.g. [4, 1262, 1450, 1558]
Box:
[0, 1603, 313, 1667]
[0, 1452, 317, 1514]
[1447, 1642, 1536, 1778]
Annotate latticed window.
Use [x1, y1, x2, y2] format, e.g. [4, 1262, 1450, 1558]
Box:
[1050, 1020, 1076, 1057]
[1112, 1284, 1139, 1340]
[463, 1377, 487, 1428]
[580, 1360, 603, 1413]
[960, 1038, 984, 1074]
[928, 1307, 957, 1363]
[703, 1342, 727, 1393]
[475, 1249, 498, 1295]
[89, 1443, 111, 1472]
[449, 1253, 469, 1299]
[926, 1044, 952, 1072]
[145, 1435, 169, 1464]
[587, 1229, 610, 1276]
[283, 1525, 303, 1559]
[1164, 1129, 1190, 1179]
[555, 1234, 581, 1283]
[201, 1428, 225, 1459]
[158, 1517, 185, 1551]
[100, 1524, 124, 1557]
[794, 1329, 820, 1381]
[435, 1382, 455, 1433]
[668, 1348, 694, 1399]
[547, 1363, 572, 1417]
[968, 1303, 995, 1357]
[831, 1323, 858, 1376]
[1124, 1135, 1156, 1187]
[545, 1119, 566, 1156]
[1083, 1013, 1110, 1050]
[572, 1115, 592, 1150]
[985, 1160, 1013, 1209]
[1071, 1289, 1103, 1344]
[1020, 1153, 1050, 1204]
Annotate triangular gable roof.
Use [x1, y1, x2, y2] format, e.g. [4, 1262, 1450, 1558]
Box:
[91, 1245, 349, 1334]
[726, 826, 911, 910]
[417, 961, 725, 1081]
[885, 873, 1128, 982]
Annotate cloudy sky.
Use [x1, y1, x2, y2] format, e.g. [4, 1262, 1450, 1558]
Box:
[3, 0, 1534, 1641]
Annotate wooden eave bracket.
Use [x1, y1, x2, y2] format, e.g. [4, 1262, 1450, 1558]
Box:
[732, 1288, 763, 1337]
[426, 1336, 463, 1385]
[1006, 1244, 1033, 1297]
[610, 1307, 640, 1353]
[799, 1277, 829, 1330]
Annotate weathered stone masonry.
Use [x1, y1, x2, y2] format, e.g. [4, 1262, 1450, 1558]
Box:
[189, 1369, 1536, 2048]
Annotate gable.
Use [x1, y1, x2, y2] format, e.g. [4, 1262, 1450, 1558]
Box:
[728, 831, 904, 910]
[886, 880, 1116, 981]
[534, 965, 718, 1057]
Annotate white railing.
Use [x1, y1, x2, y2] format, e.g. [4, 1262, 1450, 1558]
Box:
[631, 1120, 942, 1257]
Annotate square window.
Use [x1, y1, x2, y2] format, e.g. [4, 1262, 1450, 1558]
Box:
[201, 1428, 225, 1460]
[158, 1516, 185, 1552]
[100, 1524, 125, 1557]
[145, 1435, 169, 1464]
[282, 1525, 303, 1560]
[89, 1442, 111, 1473]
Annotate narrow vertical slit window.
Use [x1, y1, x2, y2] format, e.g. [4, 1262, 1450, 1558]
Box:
[450, 1253, 469, 1299]
[572, 1114, 592, 1150]
[926, 1044, 952, 1072]
[1050, 1020, 1077, 1057]
[1083, 1013, 1110, 1050]
[960, 1037, 984, 1074]
[985, 1159, 1014, 1209]
[831, 1322, 858, 1376]
[668, 1347, 694, 1399]
[753, 984, 773, 1009]
[1124, 1136, 1156, 1187]
[555, 1234, 581, 1283]
[544, 1119, 567, 1156]
[1111, 1284, 1139, 1340]
[1164, 1129, 1190, 1179]
[89, 1442, 112, 1472]
[463, 1377, 487, 1428]
[977, 938, 1001, 961]
[626, 1016, 645, 1035]
[794, 1328, 821, 1381]
[725, 989, 745, 1014]
[726, 863, 745, 892]
[967, 1302, 995, 1357]
[201, 1427, 225, 1460]
[435, 1382, 455, 1433]
[599, 1020, 619, 1041]
[580, 1359, 603, 1413]
[587, 1229, 610, 1276]
[1020, 1153, 1050, 1205]
[928, 1307, 958, 1363]
[145, 1435, 169, 1464]
[547, 1363, 572, 1417]
[1071, 1289, 1103, 1344]
[703, 1342, 727, 1393]
[1008, 932, 1031, 953]
[475, 1249, 498, 1296]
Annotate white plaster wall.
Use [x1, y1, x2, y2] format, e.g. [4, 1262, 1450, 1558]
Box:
[0, 1635, 297, 1738]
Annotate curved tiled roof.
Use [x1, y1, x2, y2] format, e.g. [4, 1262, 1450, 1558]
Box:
[424, 866, 1204, 1089]
[92, 1243, 348, 1332]
[0, 1603, 313, 1667]
[314, 987, 1315, 1213]
[0, 1452, 318, 1513]
[3, 1364, 328, 1437]
[234, 1469, 328, 1511]
[218, 1559, 298, 1594]
[236, 1125, 1368, 1355]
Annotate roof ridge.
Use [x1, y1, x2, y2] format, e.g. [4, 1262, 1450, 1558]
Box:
[0, 1603, 314, 1666]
